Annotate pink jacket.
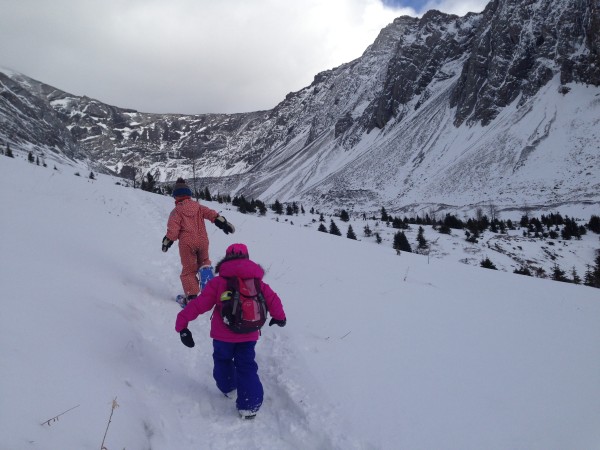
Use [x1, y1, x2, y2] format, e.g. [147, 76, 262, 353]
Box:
[175, 258, 287, 342]
[166, 198, 219, 245]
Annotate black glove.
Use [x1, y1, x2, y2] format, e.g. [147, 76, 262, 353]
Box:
[162, 236, 174, 252]
[214, 216, 235, 235]
[179, 328, 195, 347]
[269, 318, 286, 327]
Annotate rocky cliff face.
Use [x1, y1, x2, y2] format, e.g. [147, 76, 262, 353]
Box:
[450, 0, 600, 126]
[1, 0, 599, 215]
[0, 71, 80, 159]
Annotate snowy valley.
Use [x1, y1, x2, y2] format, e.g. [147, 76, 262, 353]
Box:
[1, 148, 599, 450]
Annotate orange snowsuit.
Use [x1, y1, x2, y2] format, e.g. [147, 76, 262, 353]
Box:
[166, 198, 219, 296]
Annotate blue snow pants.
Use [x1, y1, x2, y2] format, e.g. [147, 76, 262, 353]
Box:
[212, 340, 263, 413]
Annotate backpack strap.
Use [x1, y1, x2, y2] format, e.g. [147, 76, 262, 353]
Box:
[253, 278, 268, 312]
[226, 277, 241, 315]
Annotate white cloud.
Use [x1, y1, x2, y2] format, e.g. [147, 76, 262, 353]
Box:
[423, 0, 488, 16]
[0, 0, 487, 114]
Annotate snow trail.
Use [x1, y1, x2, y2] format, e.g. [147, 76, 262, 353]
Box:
[1, 157, 599, 449]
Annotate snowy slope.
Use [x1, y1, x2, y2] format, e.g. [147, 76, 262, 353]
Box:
[1, 157, 600, 450]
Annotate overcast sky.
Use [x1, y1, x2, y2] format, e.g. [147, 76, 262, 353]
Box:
[0, 0, 489, 115]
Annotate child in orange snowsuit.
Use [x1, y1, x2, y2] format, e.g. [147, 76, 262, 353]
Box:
[162, 178, 235, 301]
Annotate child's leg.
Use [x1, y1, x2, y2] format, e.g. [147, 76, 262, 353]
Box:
[178, 241, 200, 296]
[212, 340, 237, 395]
[196, 244, 211, 269]
[233, 341, 263, 413]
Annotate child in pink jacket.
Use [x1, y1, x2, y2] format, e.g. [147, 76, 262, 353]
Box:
[162, 178, 235, 304]
[175, 243, 287, 419]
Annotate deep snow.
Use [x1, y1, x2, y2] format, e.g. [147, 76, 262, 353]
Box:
[1, 155, 600, 450]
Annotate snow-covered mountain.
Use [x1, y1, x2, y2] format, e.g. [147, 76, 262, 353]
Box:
[1, 148, 600, 450]
[1, 0, 599, 216]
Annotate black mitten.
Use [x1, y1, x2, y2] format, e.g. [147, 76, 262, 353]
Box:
[269, 318, 286, 327]
[162, 236, 174, 252]
[214, 216, 235, 234]
[179, 328, 195, 347]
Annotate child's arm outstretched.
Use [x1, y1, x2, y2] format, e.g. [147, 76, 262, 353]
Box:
[261, 282, 287, 327]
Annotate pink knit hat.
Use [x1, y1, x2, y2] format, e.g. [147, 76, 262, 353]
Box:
[226, 243, 249, 257]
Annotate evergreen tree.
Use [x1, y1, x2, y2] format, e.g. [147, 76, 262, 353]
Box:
[571, 267, 581, 284]
[529, 217, 543, 234]
[203, 186, 212, 202]
[271, 200, 284, 215]
[329, 220, 342, 236]
[363, 224, 372, 237]
[346, 225, 357, 240]
[393, 231, 412, 253]
[319, 213, 325, 222]
[562, 217, 585, 240]
[478, 214, 490, 232]
[583, 258, 600, 288]
[480, 257, 497, 270]
[317, 223, 328, 233]
[438, 223, 451, 234]
[551, 264, 569, 282]
[416, 226, 428, 250]
[28, 151, 35, 163]
[286, 204, 294, 216]
[340, 209, 350, 222]
[465, 228, 479, 243]
[514, 266, 532, 276]
[392, 216, 408, 229]
[257, 201, 267, 216]
[587, 215, 600, 234]
[593, 254, 600, 288]
[89, 171, 96, 180]
[490, 220, 498, 233]
[443, 213, 464, 230]
[381, 206, 388, 222]
[236, 197, 248, 214]
[247, 198, 258, 214]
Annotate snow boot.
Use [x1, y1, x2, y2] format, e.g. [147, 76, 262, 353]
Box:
[199, 265, 215, 290]
[239, 410, 257, 420]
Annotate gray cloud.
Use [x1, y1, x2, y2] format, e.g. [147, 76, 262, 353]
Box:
[0, 0, 488, 114]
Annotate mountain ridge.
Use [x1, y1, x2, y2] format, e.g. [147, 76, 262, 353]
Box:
[1, 0, 599, 216]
